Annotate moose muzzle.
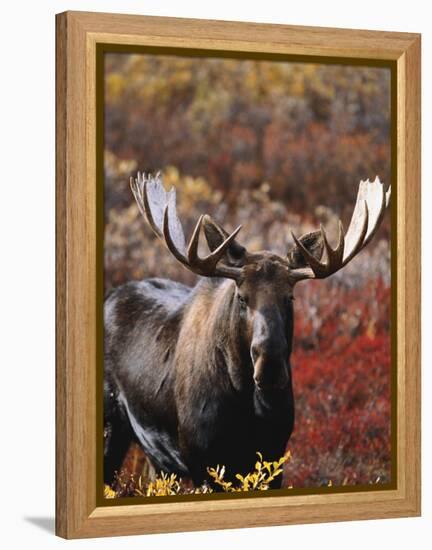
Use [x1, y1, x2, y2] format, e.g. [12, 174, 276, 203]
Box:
[250, 307, 291, 391]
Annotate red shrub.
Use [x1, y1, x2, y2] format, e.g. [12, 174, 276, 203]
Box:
[283, 279, 391, 487]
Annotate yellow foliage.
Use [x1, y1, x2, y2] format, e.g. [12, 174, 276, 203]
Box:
[140, 472, 182, 497]
[207, 451, 291, 492]
[163, 165, 221, 209]
[104, 484, 116, 499]
[106, 73, 125, 102]
[105, 451, 292, 498]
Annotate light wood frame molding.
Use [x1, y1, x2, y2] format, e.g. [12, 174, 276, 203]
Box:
[55, 11, 421, 539]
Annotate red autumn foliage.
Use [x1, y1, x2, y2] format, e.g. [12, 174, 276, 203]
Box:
[284, 278, 391, 487]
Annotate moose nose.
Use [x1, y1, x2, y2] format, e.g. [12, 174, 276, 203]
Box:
[253, 369, 290, 391]
[251, 340, 288, 364]
[251, 342, 290, 390]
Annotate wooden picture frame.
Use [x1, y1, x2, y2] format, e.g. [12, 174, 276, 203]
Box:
[56, 11, 421, 539]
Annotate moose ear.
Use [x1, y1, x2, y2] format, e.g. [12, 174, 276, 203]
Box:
[286, 230, 324, 269]
[202, 215, 246, 266]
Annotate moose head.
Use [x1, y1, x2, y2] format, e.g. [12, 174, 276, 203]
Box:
[130, 174, 390, 395]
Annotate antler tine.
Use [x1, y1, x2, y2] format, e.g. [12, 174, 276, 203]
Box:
[290, 178, 390, 282]
[187, 217, 242, 272]
[142, 175, 163, 238]
[162, 198, 244, 279]
[385, 186, 391, 208]
[187, 223, 243, 276]
[291, 230, 328, 277]
[207, 225, 243, 264]
[358, 176, 386, 251]
[162, 205, 190, 267]
[320, 221, 345, 271]
[342, 199, 369, 265]
[187, 215, 205, 264]
[130, 172, 167, 238]
[129, 176, 144, 217]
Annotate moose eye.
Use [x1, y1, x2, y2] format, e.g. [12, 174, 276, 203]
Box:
[238, 294, 248, 308]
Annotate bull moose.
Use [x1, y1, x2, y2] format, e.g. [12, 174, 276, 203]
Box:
[104, 173, 390, 489]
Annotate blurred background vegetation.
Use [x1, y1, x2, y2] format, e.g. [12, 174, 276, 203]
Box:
[104, 52, 392, 492]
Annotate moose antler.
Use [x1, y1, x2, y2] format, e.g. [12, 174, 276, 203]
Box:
[130, 173, 243, 280]
[290, 177, 391, 281]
